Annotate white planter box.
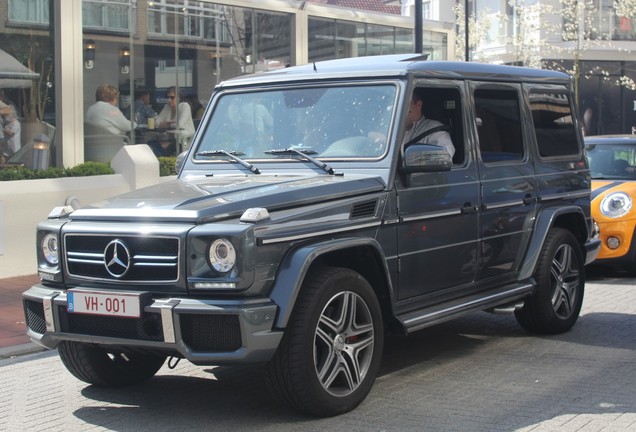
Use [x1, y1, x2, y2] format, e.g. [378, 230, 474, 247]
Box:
[0, 145, 170, 279]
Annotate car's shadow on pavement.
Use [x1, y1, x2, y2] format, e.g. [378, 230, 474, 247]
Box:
[586, 264, 635, 282]
[73, 300, 636, 431]
[73, 315, 522, 429]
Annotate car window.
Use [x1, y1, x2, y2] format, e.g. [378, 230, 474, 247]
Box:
[416, 86, 464, 164]
[194, 84, 396, 160]
[586, 143, 636, 179]
[474, 87, 524, 163]
[529, 91, 579, 158]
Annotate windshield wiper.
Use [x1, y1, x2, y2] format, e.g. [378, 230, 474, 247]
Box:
[196, 150, 261, 174]
[264, 147, 335, 175]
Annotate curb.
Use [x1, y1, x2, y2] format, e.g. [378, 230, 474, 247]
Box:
[0, 342, 46, 360]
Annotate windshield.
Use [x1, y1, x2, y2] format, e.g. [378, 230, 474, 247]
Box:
[193, 84, 396, 161]
[586, 143, 636, 179]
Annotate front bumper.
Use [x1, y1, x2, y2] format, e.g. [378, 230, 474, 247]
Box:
[22, 284, 283, 365]
[594, 219, 636, 261]
[584, 238, 602, 265]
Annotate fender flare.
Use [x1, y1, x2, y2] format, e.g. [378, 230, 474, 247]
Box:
[269, 237, 392, 328]
[518, 205, 587, 281]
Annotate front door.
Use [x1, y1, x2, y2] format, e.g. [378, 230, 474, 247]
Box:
[396, 83, 480, 300]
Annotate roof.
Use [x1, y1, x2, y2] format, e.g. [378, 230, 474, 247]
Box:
[307, 0, 401, 14]
[584, 135, 636, 144]
[218, 54, 573, 88]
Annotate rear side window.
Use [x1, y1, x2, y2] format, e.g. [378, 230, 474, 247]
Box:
[475, 88, 524, 163]
[529, 91, 580, 158]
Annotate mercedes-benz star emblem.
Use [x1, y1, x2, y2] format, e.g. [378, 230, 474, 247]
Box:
[104, 239, 131, 278]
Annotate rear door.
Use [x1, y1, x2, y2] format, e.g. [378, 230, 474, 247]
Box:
[472, 82, 538, 281]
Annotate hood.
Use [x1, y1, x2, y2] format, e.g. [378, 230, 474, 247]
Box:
[591, 179, 636, 223]
[69, 173, 386, 223]
[591, 180, 632, 202]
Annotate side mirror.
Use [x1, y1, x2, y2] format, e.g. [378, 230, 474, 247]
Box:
[400, 144, 452, 173]
[175, 151, 187, 173]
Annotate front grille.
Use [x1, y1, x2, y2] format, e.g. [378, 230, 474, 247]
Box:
[180, 314, 242, 352]
[65, 234, 179, 282]
[24, 300, 47, 334]
[58, 306, 164, 342]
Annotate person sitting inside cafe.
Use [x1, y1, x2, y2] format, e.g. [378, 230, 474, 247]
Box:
[156, 86, 195, 148]
[148, 132, 176, 157]
[85, 84, 134, 136]
[127, 88, 157, 126]
[0, 101, 21, 158]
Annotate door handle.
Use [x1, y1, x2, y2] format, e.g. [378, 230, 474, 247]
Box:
[461, 203, 479, 214]
[523, 194, 536, 205]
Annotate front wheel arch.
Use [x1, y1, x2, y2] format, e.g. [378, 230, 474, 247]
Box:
[269, 238, 394, 329]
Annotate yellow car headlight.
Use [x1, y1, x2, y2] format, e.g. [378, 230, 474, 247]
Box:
[600, 192, 632, 219]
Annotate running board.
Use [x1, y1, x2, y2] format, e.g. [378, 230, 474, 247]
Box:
[396, 283, 534, 335]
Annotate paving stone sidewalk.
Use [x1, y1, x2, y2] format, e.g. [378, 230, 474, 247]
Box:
[0, 274, 43, 357]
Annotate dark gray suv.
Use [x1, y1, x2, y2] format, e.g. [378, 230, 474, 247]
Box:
[23, 54, 600, 416]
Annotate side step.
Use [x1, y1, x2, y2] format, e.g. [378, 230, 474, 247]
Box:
[396, 283, 533, 335]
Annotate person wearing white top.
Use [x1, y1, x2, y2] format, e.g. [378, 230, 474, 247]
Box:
[403, 87, 455, 158]
[156, 86, 195, 148]
[85, 84, 134, 136]
[0, 101, 21, 156]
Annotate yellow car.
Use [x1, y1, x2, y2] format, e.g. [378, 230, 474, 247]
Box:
[586, 135, 636, 269]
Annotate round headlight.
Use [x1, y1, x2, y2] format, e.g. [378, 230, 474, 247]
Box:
[208, 238, 236, 273]
[600, 192, 632, 218]
[42, 233, 59, 265]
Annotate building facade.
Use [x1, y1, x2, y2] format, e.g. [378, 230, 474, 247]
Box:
[457, 0, 636, 135]
[0, 0, 454, 168]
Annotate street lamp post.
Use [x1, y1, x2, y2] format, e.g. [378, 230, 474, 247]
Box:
[465, 0, 470, 61]
[414, 0, 422, 53]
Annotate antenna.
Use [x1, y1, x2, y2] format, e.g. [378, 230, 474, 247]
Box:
[313, 62, 317, 72]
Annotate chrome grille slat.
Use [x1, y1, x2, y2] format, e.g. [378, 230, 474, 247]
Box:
[68, 258, 104, 264]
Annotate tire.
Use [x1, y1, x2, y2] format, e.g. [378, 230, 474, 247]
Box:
[58, 341, 166, 387]
[266, 267, 384, 416]
[515, 228, 584, 334]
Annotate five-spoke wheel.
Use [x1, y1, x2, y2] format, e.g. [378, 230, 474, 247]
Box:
[267, 266, 384, 416]
[515, 228, 584, 334]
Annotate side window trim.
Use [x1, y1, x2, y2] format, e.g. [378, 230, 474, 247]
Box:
[409, 79, 467, 166]
[523, 83, 582, 160]
[471, 82, 527, 165]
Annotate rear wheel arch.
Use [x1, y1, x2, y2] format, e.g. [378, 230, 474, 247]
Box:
[518, 206, 588, 280]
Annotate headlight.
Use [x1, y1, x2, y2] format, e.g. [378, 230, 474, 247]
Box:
[208, 238, 236, 273]
[41, 233, 59, 265]
[600, 192, 632, 218]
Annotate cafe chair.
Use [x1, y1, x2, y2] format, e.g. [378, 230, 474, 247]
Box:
[84, 123, 130, 163]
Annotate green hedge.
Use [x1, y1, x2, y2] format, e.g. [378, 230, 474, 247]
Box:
[0, 161, 114, 181]
[158, 157, 178, 176]
[0, 157, 178, 181]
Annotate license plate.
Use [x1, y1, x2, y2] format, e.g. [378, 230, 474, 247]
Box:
[67, 290, 141, 318]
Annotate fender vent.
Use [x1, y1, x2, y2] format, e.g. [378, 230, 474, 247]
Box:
[350, 200, 377, 219]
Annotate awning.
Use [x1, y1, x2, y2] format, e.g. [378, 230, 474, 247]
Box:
[0, 48, 39, 89]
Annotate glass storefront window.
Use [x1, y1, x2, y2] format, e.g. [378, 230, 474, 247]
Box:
[1, 0, 55, 167]
[423, 30, 448, 60]
[83, 0, 136, 32]
[82, 1, 293, 159]
[309, 17, 414, 62]
[9, 0, 50, 24]
[366, 24, 396, 56]
[2, 0, 450, 169]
